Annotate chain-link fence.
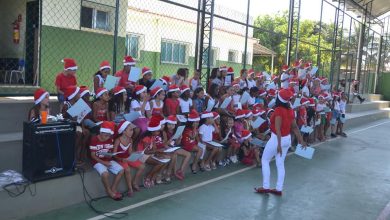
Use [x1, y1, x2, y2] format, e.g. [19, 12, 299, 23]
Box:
[0, 0, 389, 95]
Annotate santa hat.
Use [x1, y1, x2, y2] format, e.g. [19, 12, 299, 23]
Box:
[135, 85, 146, 95]
[244, 109, 252, 118]
[100, 121, 115, 135]
[64, 86, 80, 100]
[188, 109, 200, 122]
[232, 81, 240, 88]
[166, 115, 177, 124]
[168, 85, 180, 93]
[321, 77, 329, 84]
[219, 66, 227, 71]
[212, 111, 220, 120]
[148, 116, 162, 131]
[150, 86, 163, 98]
[235, 109, 246, 119]
[282, 64, 289, 72]
[161, 76, 171, 85]
[241, 130, 252, 140]
[332, 92, 340, 98]
[268, 89, 276, 97]
[227, 67, 234, 74]
[277, 89, 294, 103]
[142, 67, 152, 76]
[123, 56, 136, 66]
[95, 88, 108, 99]
[201, 111, 214, 119]
[318, 94, 325, 99]
[180, 85, 190, 94]
[272, 75, 279, 81]
[62, 58, 77, 71]
[247, 69, 255, 76]
[117, 120, 136, 134]
[112, 86, 126, 96]
[300, 97, 310, 105]
[266, 108, 274, 117]
[293, 60, 301, 68]
[34, 88, 49, 105]
[308, 98, 316, 106]
[79, 86, 90, 98]
[255, 72, 263, 78]
[258, 89, 267, 97]
[304, 62, 311, 69]
[99, 60, 111, 70]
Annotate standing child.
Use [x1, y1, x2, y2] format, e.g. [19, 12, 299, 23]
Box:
[55, 58, 77, 110]
[130, 85, 151, 134]
[199, 112, 222, 171]
[179, 85, 193, 114]
[113, 121, 144, 196]
[150, 87, 165, 117]
[93, 88, 110, 123]
[164, 85, 180, 116]
[90, 121, 124, 200]
[337, 92, 347, 137]
[330, 93, 341, 138]
[181, 110, 204, 173]
[315, 95, 327, 141]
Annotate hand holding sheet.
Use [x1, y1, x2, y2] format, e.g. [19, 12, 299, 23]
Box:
[128, 67, 141, 82]
[67, 99, 92, 123]
[295, 144, 315, 159]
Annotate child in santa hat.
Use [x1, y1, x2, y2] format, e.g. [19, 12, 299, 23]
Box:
[92, 88, 110, 123]
[29, 88, 50, 122]
[94, 60, 111, 92]
[150, 86, 165, 117]
[108, 86, 128, 124]
[55, 58, 77, 110]
[199, 111, 222, 171]
[90, 121, 124, 201]
[164, 85, 180, 116]
[130, 85, 151, 135]
[239, 130, 260, 167]
[221, 116, 240, 164]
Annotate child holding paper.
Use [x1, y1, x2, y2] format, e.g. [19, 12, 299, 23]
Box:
[90, 121, 124, 200]
[199, 112, 222, 171]
[93, 61, 110, 92]
[179, 85, 193, 114]
[212, 112, 226, 167]
[150, 86, 165, 117]
[113, 121, 144, 196]
[131, 85, 151, 134]
[163, 115, 191, 180]
[182, 110, 204, 173]
[193, 87, 206, 113]
[93, 88, 110, 123]
[206, 84, 220, 112]
[239, 130, 260, 166]
[234, 109, 246, 141]
[164, 85, 181, 116]
[109, 86, 129, 123]
[221, 117, 240, 164]
[315, 95, 327, 142]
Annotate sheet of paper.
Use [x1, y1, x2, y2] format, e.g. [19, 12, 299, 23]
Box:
[315, 119, 321, 126]
[128, 67, 141, 82]
[321, 84, 331, 91]
[268, 98, 276, 108]
[127, 152, 144, 162]
[176, 115, 187, 123]
[124, 112, 141, 122]
[99, 151, 125, 157]
[219, 97, 232, 109]
[198, 142, 206, 149]
[163, 147, 181, 153]
[103, 75, 120, 91]
[292, 98, 301, 109]
[206, 99, 215, 112]
[295, 145, 315, 159]
[300, 125, 314, 134]
[310, 66, 318, 76]
[206, 141, 223, 147]
[240, 91, 251, 105]
[172, 126, 185, 140]
[151, 156, 171, 163]
[262, 71, 271, 80]
[66, 99, 92, 123]
[340, 115, 346, 123]
[298, 69, 307, 79]
[323, 107, 331, 113]
[250, 137, 264, 146]
[220, 129, 232, 144]
[251, 117, 266, 129]
[150, 79, 164, 90]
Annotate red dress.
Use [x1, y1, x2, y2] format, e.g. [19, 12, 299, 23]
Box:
[165, 98, 179, 116]
[181, 127, 198, 151]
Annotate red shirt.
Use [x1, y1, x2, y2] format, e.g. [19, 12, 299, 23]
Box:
[55, 72, 77, 92]
[297, 106, 307, 127]
[89, 136, 114, 165]
[137, 136, 153, 152]
[165, 98, 179, 115]
[270, 107, 295, 137]
[115, 69, 132, 88]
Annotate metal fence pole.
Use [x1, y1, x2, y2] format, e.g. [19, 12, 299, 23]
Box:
[374, 36, 383, 94]
[316, 0, 324, 67]
[243, 0, 250, 70]
[286, 0, 295, 65]
[112, 0, 120, 74]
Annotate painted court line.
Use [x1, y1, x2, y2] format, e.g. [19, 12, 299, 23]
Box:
[88, 120, 390, 220]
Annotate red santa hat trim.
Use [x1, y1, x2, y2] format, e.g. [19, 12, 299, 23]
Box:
[235, 109, 246, 119]
[64, 86, 80, 100]
[148, 116, 162, 131]
[188, 110, 200, 122]
[79, 86, 90, 98]
[201, 111, 214, 119]
[150, 86, 163, 98]
[142, 67, 152, 76]
[166, 115, 177, 124]
[219, 66, 227, 71]
[117, 121, 136, 134]
[112, 86, 126, 96]
[227, 67, 234, 74]
[242, 130, 252, 140]
[180, 85, 190, 94]
[168, 85, 180, 93]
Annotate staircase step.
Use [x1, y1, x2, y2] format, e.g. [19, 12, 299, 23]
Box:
[363, 94, 383, 102]
[346, 101, 390, 113]
[344, 109, 390, 130]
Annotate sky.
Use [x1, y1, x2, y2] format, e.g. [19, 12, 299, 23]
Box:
[216, 0, 359, 24]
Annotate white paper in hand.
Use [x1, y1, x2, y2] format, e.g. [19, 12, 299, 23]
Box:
[292, 98, 301, 109]
[206, 98, 215, 112]
[224, 74, 232, 86]
[164, 147, 181, 153]
[124, 112, 141, 122]
[127, 152, 144, 162]
[240, 91, 251, 105]
[262, 71, 271, 80]
[150, 79, 164, 90]
[128, 67, 141, 82]
[172, 126, 185, 140]
[268, 98, 276, 108]
[250, 137, 264, 146]
[104, 75, 120, 90]
[152, 156, 171, 163]
[176, 115, 187, 123]
[295, 144, 315, 159]
[219, 97, 232, 109]
[206, 141, 223, 147]
[251, 117, 266, 129]
[300, 125, 314, 134]
[67, 99, 92, 123]
[298, 69, 307, 79]
[310, 66, 318, 76]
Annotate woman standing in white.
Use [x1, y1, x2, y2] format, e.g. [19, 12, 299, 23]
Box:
[255, 89, 306, 196]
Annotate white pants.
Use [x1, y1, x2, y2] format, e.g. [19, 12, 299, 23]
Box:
[261, 133, 291, 191]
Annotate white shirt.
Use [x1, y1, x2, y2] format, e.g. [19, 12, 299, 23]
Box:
[247, 79, 256, 89]
[280, 72, 290, 89]
[190, 78, 199, 90]
[316, 103, 326, 114]
[130, 100, 150, 117]
[199, 124, 215, 142]
[301, 85, 310, 97]
[239, 79, 248, 89]
[333, 100, 341, 112]
[179, 98, 193, 113]
[339, 100, 346, 114]
[266, 82, 279, 91]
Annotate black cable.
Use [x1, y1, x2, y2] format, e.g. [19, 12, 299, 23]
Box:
[77, 168, 128, 219]
[2, 180, 36, 198]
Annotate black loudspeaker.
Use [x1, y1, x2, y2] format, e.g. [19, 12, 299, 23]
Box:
[23, 121, 76, 182]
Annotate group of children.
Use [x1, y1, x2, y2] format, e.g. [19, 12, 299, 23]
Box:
[29, 56, 349, 200]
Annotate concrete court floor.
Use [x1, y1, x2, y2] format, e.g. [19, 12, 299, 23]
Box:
[23, 119, 390, 220]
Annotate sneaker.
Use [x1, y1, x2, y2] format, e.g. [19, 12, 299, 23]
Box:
[229, 156, 235, 163]
[218, 160, 227, 167]
[211, 162, 217, 170]
[224, 158, 230, 165]
[204, 165, 211, 171]
[233, 155, 238, 163]
[360, 98, 365, 104]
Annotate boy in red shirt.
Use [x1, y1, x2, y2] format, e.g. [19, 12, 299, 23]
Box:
[90, 121, 124, 200]
[55, 58, 78, 110]
[115, 56, 136, 90]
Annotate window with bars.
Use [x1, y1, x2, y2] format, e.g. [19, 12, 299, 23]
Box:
[126, 34, 140, 59]
[228, 50, 238, 62]
[80, 6, 110, 31]
[161, 40, 188, 64]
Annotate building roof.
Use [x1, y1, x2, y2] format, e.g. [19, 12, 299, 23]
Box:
[253, 42, 276, 56]
[346, 0, 390, 18]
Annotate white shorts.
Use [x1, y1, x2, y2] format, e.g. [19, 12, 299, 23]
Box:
[93, 161, 123, 176]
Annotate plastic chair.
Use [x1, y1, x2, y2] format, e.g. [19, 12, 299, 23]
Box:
[9, 59, 25, 84]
